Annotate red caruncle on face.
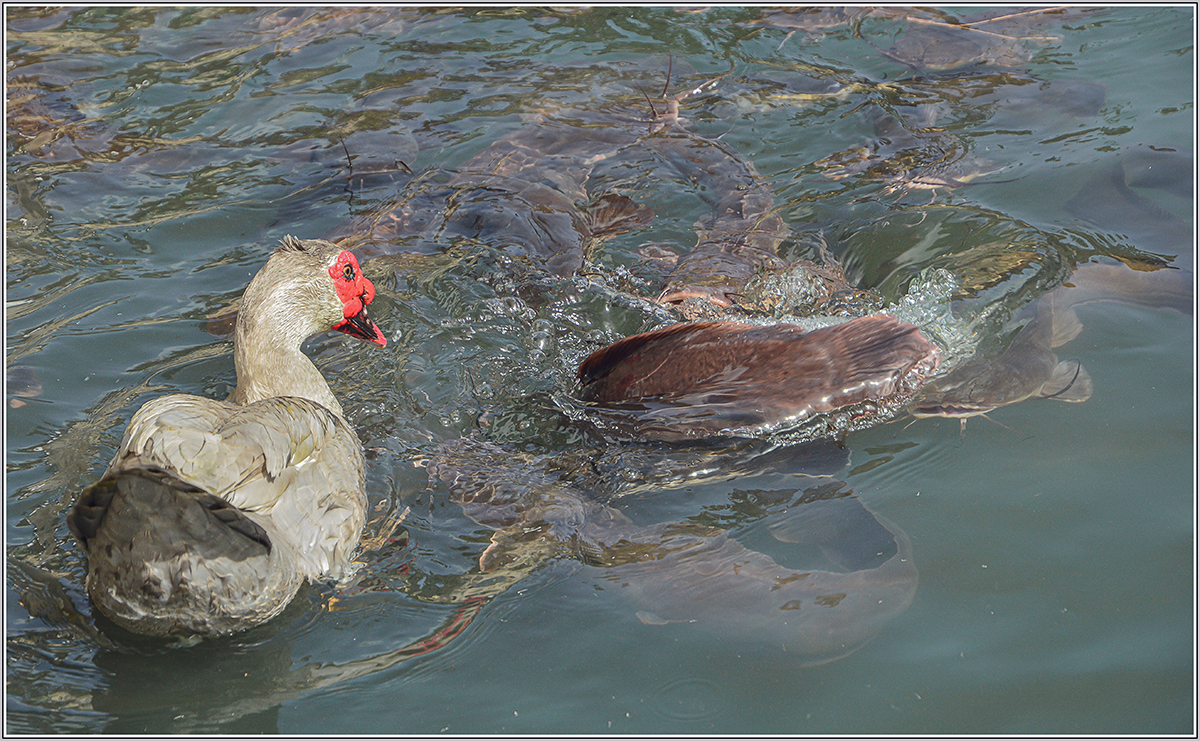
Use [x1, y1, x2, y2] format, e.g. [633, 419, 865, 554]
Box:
[328, 250, 375, 317]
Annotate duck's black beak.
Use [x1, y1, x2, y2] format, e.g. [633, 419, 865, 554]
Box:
[335, 302, 387, 346]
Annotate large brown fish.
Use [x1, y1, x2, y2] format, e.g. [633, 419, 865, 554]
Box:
[344, 69, 806, 316]
[351, 105, 654, 275]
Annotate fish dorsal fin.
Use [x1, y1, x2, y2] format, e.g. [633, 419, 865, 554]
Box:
[479, 527, 558, 572]
[1049, 306, 1083, 348]
[1039, 360, 1093, 403]
[583, 193, 654, 239]
[577, 322, 731, 388]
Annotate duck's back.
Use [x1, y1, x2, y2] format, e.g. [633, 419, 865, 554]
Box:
[71, 393, 367, 635]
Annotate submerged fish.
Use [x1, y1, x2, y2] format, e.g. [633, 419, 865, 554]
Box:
[644, 129, 792, 310]
[909, 261, 1194, 425]
[430, 437, 916, 666]
[338, 65, 814, 322]
[349, 69, 779, 295]
[879, 19, 1033, 73]
[7, 365, 42, 408]
[350, 106, 655, 276]
[1065, 154, 1194, 269]
[600, 492, 915, 666]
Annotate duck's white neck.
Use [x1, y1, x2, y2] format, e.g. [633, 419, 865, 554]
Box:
[230, 335, 343, 417]
[227, 263, 345, 417]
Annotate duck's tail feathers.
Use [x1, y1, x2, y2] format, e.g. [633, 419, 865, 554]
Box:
[67, 466, 291, 636]
[69, 466, 272, 562]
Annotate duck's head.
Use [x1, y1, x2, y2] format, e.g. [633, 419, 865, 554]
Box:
[240, 236, 387, 348]
[321, 244, 387, 347]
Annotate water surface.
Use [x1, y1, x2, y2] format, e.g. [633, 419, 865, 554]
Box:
[6, 6, 1194, 734]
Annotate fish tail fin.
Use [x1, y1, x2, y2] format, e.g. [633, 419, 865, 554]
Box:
[583, 193, 654, 239]
[1049, 306, 1084, 348]
[1039, 360, 1093, 403]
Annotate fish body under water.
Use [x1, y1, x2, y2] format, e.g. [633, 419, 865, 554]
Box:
[350, 107, 654, 276]
[909, 261, 1194, 423]
[1065, 152, 1194, 269]
[349, 73, 793, 311]
[429, 437, 916, 666]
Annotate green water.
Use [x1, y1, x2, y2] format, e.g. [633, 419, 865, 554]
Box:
[6, 6, 1194, 734]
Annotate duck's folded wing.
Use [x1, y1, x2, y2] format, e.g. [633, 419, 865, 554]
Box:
[114, 393, 366, 579]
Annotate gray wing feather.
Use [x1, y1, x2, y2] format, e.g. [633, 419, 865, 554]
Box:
[112, 393, 366, 581]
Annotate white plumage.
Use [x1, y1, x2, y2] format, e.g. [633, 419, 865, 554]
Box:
[69, 236, 386, 636]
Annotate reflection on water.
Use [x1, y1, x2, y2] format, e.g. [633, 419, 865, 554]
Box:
[6, 5, 1193, 735]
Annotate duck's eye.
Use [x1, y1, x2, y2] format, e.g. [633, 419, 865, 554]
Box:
[343, 263, 355, 281]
